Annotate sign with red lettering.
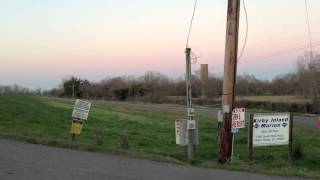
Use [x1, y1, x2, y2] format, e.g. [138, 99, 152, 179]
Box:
[232, 108, 245, 129]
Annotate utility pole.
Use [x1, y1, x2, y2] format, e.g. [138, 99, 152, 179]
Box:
[185, 48, 195, 160]
[219, 0, 241, 163]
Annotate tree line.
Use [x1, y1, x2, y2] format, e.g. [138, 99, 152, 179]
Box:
[0, 85, 41, 95]
[43, 52, 319, 102]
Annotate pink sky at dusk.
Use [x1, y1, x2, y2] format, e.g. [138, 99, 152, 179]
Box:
[0, 0, 320, 89]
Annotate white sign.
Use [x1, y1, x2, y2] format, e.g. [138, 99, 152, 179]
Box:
[232, 108, 245, 129]
[217, 110, 223, 122]
[72, 99, 92, 120]
[253, 113, 290, 147]
[175, 119, 198, 146]
[175, 119, 188, 145]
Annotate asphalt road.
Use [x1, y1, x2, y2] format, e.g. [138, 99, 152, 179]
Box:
[103, 101, 318, 127]
[0, 139, 310, 180]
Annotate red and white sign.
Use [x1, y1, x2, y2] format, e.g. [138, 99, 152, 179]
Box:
[175, 119, 188, 145]
[175, 119, 181, 144]
[232, 108, 245, 129]
[317, 117, 320, 129]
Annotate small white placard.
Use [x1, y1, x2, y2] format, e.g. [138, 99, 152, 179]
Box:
[187, 108, 195, 117]
[217, 110, 223, 122]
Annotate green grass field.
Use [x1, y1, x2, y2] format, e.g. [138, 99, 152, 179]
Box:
[0, 95, 319, 178]
[236, 96, 312, 104]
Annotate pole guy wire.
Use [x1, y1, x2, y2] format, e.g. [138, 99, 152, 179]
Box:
[186, 0, 198, 48]
[238, 0, 249, 62]
[304, 0, 313, 57]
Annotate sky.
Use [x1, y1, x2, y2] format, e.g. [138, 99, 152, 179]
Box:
[0, 0, 320, 90]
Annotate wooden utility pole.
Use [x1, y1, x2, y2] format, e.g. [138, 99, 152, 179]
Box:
[219, 0, 241, 163]
[185, 48, 195, 160]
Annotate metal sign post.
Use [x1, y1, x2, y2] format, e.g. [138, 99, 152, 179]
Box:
[230, 108, 245, 163]
[230, 129, 238, 163]
[231, 133, 234, 163]
[175, 48, 199, 159]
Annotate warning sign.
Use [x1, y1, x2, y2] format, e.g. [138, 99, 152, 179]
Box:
[232, 108, 245, 129]
[72, 99, 92, 120]
[70, 120, 84, 135]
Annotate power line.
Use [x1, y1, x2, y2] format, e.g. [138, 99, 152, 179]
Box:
[304, 0, 313, 56]
[238, 0, 248, 61]
[186, 0, 198, 48]
[239, 42, 320, 64]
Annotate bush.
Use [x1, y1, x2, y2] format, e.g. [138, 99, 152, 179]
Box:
[119, 133, 130, 149]
[113, 88, 129, 100]
[95, 127, 105, 146]
[312, 97, 320, 113]
[293, 143, 304, 160]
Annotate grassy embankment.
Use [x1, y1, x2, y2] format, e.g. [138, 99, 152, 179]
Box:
[0, 95, 319, 178]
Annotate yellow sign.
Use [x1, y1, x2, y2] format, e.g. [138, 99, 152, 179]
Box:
[70, 120, 84, 135]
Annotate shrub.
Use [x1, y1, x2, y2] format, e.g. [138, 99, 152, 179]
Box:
[95, 127, 105, 146]
[312, 97, 320, 113]
[293, 143, 304, 160]
[119, 133, 130, 149]
[113, 88, 129, 100]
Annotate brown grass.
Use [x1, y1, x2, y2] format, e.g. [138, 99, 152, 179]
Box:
[235, 96, 312, 104]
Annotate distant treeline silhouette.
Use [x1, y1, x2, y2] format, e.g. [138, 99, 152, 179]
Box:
[2, 52, 319, 103]
[43, 52, 320, 102]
